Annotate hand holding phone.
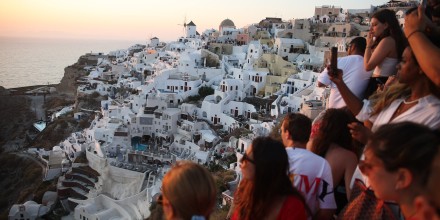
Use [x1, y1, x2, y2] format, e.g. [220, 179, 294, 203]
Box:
[329, 47, 338, 77]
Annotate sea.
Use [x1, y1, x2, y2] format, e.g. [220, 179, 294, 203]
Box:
[0, 37, 142, 89]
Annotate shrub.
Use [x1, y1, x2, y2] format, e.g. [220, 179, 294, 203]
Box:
[198, 86, 214, 98]
[91, 91, 100, 98]
[187, 95, 201, 102]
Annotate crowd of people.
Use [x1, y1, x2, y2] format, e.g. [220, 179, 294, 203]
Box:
[155, 3, 440, 220]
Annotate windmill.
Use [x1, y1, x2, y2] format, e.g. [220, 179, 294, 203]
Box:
[177, 15, 187, 37]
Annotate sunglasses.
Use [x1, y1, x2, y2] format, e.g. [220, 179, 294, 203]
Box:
[240, 152, 255, 164]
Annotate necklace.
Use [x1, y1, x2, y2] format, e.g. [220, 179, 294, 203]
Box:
[403, 97, 420, 105]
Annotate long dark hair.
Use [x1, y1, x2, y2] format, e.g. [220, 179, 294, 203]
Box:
[311, 108, 358, 158]
[371, 9, 407, 60]
[234, 137, 309, 219]
[368, 122, 440, 187]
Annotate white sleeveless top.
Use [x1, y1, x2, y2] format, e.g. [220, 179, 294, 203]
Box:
[372, 57, 398, 77]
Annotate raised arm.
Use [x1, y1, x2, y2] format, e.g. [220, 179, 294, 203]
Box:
[329, 69, 363, 115]
[405, 6, 440, 87]
[317, 67, 331, 88]
[364, 35, 394, 71]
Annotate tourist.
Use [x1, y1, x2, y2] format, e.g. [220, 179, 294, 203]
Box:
[329, 44, 440, 219]
[329, 44, 440, 144]
[232, 137, 308, 220]
[309, 108, 359, 213]
[161, 161, 216, 220]
[407, 147, 440, 220]
[359, 122, 440, 219]
[318, 37, 371, 108]
[280, 113, 336, 220]
[364, 9, 407, 98]
[404, 4, 440, 87]
[422, 146, 440, 220]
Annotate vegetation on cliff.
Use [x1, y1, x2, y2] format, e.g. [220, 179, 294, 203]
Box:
[0, 93, 34, 149]
[0, 153, 43, 218]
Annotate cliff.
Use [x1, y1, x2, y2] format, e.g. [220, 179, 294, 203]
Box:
[0, 53, 109, 218]
[56, 64, 87, 96]
[56, 53, 107, 96]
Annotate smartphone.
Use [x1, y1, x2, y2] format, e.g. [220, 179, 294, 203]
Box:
[329, 47, 338, 76]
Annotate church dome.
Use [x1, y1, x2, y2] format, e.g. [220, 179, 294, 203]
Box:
[220, 19, 235, 28]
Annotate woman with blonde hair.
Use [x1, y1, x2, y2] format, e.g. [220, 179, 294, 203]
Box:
[329, 45, 440, 143]
[161, 161, 216, 220]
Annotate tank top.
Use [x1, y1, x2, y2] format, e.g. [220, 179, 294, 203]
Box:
[372, 57, 398, 77]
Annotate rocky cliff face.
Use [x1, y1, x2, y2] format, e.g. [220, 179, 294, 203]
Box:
[56, 65, 86, 96]
[56, 54, 104, 96]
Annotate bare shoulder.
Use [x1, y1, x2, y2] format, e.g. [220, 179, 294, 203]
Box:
[381, 36, 395, 42]
[378, 37, 396, 47]
[327, 145, 357, 161]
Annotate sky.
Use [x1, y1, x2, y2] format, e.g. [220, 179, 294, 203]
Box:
[0, 0, 388, 42]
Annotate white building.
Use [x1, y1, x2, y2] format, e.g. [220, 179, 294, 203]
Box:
[274, 38, 305, 60]
[9, 201, 50, 220]
[186, 21, 197, 39]
[149, 37, 160, 47]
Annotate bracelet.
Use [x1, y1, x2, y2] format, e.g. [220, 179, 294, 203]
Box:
[406, 30, 423, 40]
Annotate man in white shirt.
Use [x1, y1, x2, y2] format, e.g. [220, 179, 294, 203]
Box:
[280, 113, 336, 220]
[318, 37, 372, 109]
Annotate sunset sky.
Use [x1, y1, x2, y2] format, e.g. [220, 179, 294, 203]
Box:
[0, 0, 388, 42]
